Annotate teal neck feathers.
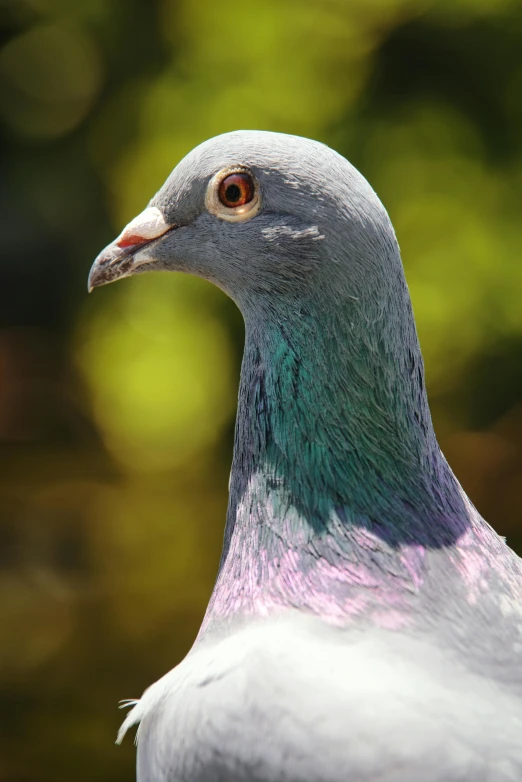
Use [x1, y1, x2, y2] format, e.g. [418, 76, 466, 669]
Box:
[226, 291, 466, 544]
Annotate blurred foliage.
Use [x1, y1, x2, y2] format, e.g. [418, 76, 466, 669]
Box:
[0, 0, 521, 779]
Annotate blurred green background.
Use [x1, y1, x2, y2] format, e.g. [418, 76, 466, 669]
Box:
[0, 0, 521, 778]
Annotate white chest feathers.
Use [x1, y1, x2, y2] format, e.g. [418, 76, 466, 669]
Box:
[119, 613, 522, 782]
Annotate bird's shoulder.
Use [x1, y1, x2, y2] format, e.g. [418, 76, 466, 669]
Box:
[122, 612, 522, 782]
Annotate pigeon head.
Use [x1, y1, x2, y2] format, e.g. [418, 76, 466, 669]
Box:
[89, 130, 404, 319]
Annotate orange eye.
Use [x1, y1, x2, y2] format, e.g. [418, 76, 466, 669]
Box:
[218, 173, 255, 208]
[206, 167, 260, 222]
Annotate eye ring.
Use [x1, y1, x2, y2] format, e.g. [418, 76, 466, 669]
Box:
[205, 167, 261, 223]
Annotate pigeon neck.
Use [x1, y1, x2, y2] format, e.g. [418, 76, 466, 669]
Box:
[201, 295, 472, 633]
[227, 298, 463, 534]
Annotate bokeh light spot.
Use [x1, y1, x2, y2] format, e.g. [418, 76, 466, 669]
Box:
[77, 274, 236, 473]
[0, 23, 102, 139]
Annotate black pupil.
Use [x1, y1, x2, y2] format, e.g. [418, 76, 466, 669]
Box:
[225, 184, 241, 203]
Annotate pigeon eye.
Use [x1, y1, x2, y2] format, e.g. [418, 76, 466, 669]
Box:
[218, 173, 254, 208]
[206, 167, 261, 222]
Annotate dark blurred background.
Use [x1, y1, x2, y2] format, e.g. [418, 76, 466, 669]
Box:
[0, 0, 521, 779]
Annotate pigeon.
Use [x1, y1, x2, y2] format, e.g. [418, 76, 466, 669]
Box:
[88, 131, 522, 782]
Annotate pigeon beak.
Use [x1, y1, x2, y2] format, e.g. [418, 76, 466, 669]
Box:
[88, 206, 173, 291]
